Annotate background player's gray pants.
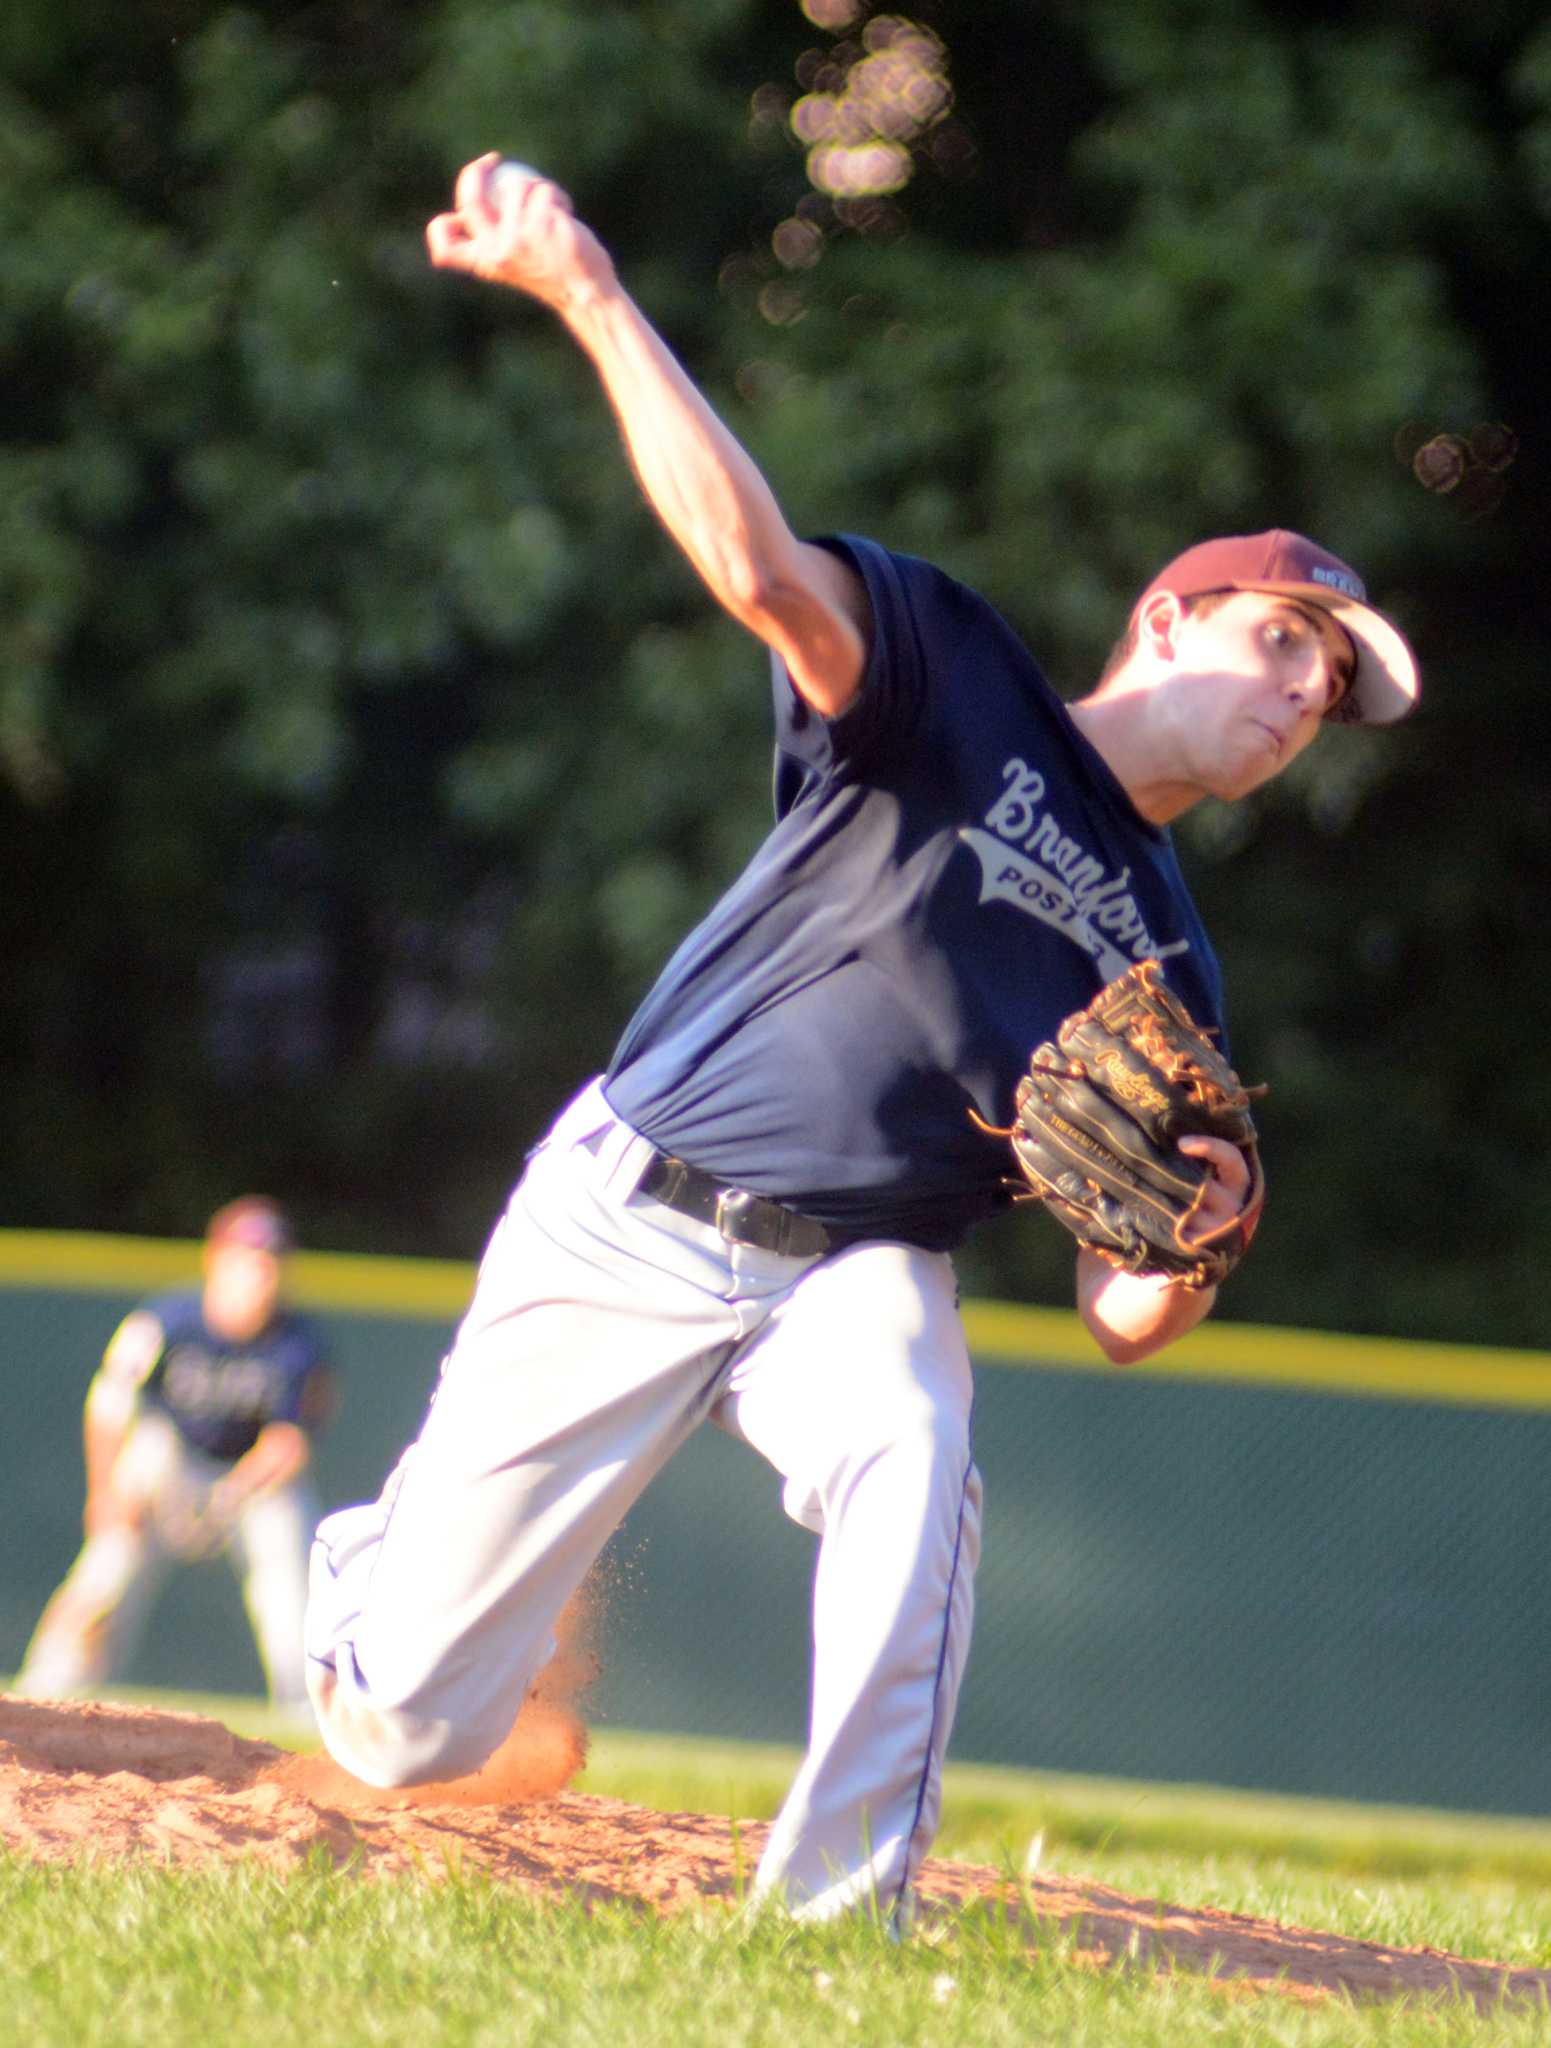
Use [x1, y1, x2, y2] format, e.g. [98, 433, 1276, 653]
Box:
[306, 1079, 981, 1923]
[16, 1416, 317, 1715]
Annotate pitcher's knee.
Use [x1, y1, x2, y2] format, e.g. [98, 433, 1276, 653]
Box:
[821, 1406, 973, 1560]
[309, 1661, 511, 1789]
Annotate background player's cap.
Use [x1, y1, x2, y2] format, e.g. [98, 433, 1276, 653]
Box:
[1136, 529, 1420, 725]
[205, 1196, 295, 1257]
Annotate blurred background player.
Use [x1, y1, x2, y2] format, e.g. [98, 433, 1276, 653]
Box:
[13, 1197, 335, 1719]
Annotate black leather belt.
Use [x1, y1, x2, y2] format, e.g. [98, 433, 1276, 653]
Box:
[638, 1150, 838, 1258]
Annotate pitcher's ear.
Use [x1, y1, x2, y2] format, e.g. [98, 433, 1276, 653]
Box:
[1135, 588, 1188, 662]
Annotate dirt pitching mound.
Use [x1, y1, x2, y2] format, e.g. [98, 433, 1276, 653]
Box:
[1, 1695, 1546, 2012]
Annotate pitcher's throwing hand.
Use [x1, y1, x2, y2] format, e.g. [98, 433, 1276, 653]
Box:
[425, 152, 611, 311]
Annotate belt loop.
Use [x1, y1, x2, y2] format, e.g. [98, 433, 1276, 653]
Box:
[547, 1075, 612, 1152]
[598, 1124, 657, 1197]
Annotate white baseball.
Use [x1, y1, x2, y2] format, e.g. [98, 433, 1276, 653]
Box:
[489, 159, 541, 212]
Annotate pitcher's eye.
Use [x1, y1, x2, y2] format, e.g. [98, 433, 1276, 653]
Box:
[1263, 611, 1314, 654]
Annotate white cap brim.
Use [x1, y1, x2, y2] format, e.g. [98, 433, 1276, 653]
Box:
[1241, 582, 1421, 725]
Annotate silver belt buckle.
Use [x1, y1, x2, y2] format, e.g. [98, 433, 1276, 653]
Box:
[715, 1186, 762, 1246]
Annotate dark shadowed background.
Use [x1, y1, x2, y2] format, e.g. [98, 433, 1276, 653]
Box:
[2, 0, 1547, 1346]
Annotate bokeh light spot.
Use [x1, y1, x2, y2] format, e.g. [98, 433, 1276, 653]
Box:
[772, 216, 826, 269]
[1403, 421, 1517, 517]
[791, 14, 951, 200]
[801, 0, 864, 27]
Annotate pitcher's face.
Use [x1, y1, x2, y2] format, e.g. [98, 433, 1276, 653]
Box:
[1159, 592, 1355, 801]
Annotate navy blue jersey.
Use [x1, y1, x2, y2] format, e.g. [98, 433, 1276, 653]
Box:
[605, 537, 1224, 1250]
[102, 1291, 332, 1463]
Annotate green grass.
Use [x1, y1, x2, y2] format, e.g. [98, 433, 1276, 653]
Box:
[5, 1689, 1551, 2045]
[575, 1727, 1551, 1887]
[3, 1853, 1548, 2048]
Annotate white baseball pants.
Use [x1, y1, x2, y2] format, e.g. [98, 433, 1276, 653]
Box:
[306, 1078, 981, 1922]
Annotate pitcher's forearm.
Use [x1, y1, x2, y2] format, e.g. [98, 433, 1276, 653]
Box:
[223, 1421, 310, 1505]
[424, 160, 865, 711]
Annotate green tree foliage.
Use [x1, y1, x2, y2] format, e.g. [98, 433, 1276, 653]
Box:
[1, 0, 1544, 1338]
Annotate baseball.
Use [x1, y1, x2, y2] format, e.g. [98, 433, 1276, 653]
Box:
[489, 159, 541, 213]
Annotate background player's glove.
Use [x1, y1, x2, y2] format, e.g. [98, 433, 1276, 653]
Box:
[156, 1484, 239, 1560]
[1001, 960, 1265, 1290]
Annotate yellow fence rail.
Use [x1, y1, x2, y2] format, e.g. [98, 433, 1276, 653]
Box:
[2, 1228, 1548, 1412]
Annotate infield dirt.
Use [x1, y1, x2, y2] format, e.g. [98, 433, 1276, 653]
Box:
[2, 1693, 1547, 2014]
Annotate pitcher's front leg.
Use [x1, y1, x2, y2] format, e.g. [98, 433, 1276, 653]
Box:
[306, 1177, 744, 1787]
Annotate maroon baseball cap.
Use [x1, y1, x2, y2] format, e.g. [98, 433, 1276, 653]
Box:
[205, 1196, 295, 1256]
[1136, 530, 1420, 725]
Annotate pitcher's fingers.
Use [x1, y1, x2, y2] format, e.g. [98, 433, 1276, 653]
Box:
[453, 151, 502, 219]
[426, 212, 474, 266]
[1177, 1133, 1249, 1195]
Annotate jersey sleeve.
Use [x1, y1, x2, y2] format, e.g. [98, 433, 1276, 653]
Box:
[268, 1318, 335, 1433]
[289, 1360, 338, 1434]
[95, 1308, 166, 1393]
[770, 535, 929, 811]
[84, 1308, 165, 1425]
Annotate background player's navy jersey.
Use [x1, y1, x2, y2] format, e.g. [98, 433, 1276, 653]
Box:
[605, 536, 1224, 1250]
[133, 1293, 331, 1462]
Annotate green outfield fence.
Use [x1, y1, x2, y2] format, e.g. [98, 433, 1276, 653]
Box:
[5, 1228, 1551, 1816]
